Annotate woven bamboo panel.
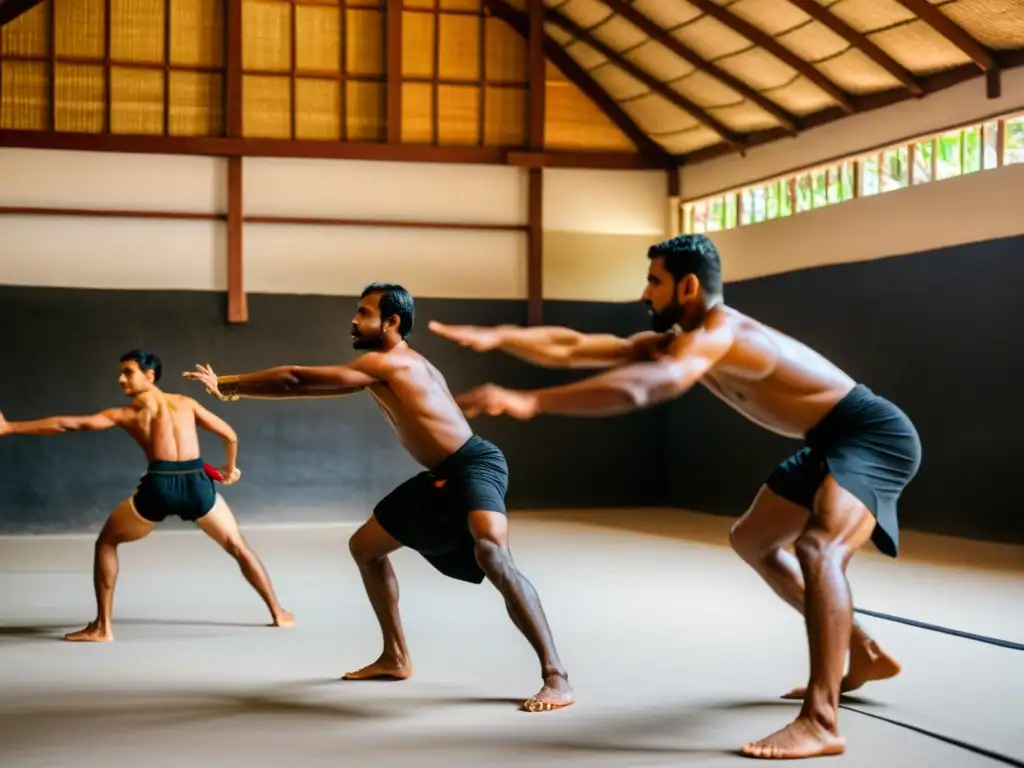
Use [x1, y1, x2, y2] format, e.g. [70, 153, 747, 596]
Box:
[171, 0, 223, 67]
[483, 84, 525, 145]
[484, 17, 526, 82]
[631, 0, 701, 29]
[295, 77, 341, 139]
[0, 61, 48, 129]
[243, 0, 290, 71]
[871, 20, 970, 73]
[767, 76, 838, 115]
[54, 62, 104, 132]
[563, 40, 608, 71]
[621, 92, 699, 133]
[726, 0, 809, 36]
[169, 70, 222, 134]
[346, 79, 384, 140]
[403, 0, 433, 10]
[242, 73, 291, 137]
[296, 4, 341, 72]
[111, 0, 165, 63]
[110, 66, 164, 134]
[558, 0, 613, 30]
[1, 2, 49, 56]
[670, 16, 752, 61]
[655, 125, 720, 154]
[590, 64, 648, 100]
[350, 0, 383, 7]
[827, 0, 916, 31]
[815, 48, 902, 93]
[544, 23, 573, 47]
[437, 83, 479, 144]
[440, 0, 480, 10]
[671, 70, 742, 108]
[625, 41, 695, 83]
[401, 81, 433, 142]
[402, 11, 435, 78]
[709, 100, 778, 132]
[590, 16, 649, 52]
[55, 0, 104, 59]
[716, 47, 798, 90]
[941, 0, 1024, 49]
[438, 13, 480, 80]
[346, 9, 384, 76]
[544, 63, 634, 150]
[777, 22, 848, 61]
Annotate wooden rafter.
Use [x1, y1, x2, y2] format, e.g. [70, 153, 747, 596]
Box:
[544, 7, 744, 148]
[484, 0, 668, 162]
[889, 0, 1000, 98]
[787, 0, 923, 96]
[685, 0, 855, 114]
[600, 0, 798, 134]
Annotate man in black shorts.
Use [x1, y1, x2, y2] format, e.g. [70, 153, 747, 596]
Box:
[184, 283, 574, 712]
[431, 235, 922, 759]
[0, 349, 294, 641]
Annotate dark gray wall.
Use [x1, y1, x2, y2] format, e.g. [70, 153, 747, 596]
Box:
[0, 288, 663, 533]
[668, 233, 1024, 545]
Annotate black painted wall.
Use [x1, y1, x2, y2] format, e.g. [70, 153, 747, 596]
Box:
[668, 233, 1024, 545]
[0, 288, 662, 533]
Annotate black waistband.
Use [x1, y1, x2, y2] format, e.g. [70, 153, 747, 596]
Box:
[146, 458, 205, 475]
[428, 435, 494, 477]
[806, 383, 878, 447]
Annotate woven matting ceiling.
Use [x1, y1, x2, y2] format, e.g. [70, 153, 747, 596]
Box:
[503, 0, 1024, 160]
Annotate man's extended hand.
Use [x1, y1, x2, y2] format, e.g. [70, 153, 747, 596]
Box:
[183, 364, 221, 398]
[428, 321, 504, 352]
[0, 410, 8, 437]
[455, 384, 539, 420]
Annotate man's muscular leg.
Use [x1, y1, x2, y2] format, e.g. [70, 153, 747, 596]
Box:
[65, 498, 154, 642]
[729, 485, 900, 698]
[343, 515, 413, 680]
[468, 509, 574, 712]
[741, 476, 877, 760]
[196, 496, 294, 627]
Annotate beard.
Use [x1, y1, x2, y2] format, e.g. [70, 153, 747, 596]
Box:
[352, 324, 385, 350]
[648, 302, 683, 333]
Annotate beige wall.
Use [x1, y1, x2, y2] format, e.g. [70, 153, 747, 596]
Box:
[680, 67, 1024, 201]
[712, 162, 1024, 284]
[542, 168, 668, 302]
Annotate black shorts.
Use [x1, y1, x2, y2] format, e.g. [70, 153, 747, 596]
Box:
[132, 458, 218, 523]
[765, 384, 922, 557]
[373, 435, 509, 584]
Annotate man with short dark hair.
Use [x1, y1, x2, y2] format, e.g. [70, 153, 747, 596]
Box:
[0, 349, 294, 642]
[184, 283, 574, 713]
[430, 235, 921, 759]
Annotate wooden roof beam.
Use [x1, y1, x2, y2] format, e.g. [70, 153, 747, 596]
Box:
[544, 7, 744, 148]
[600, 0, 798, 135]
[787, 0, 924, 97]
[485, 0, 670, 163]
[0, 0, 45, 26]
[685, 0, 854, 114]
[890, 0, 1000, 97]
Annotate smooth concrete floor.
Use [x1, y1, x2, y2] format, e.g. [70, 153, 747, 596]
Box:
[1, 508, 1022, 767]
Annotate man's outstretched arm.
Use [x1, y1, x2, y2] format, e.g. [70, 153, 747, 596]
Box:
[429, 320, 667, 369]
[0, 407, 128, 436]
[184, 359, 381, 400]
[456, 327, 732, 419]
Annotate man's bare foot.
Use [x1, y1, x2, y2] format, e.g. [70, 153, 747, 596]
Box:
[741, 717, 846, 759]
[64, 620, 113, 643]
[270, 610, 296, 628]
[522, 673, 575, 713]
[782, 641, 901, 699]
[342, 655, 413, 681]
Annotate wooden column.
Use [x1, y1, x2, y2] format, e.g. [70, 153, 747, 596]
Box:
[225, 0, 247, 322]
[386, 0, 402, 143]
[666, 167, 680, 235]
[526, 0, 545, 325]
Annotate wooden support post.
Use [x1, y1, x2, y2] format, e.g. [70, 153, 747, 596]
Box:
[224, 0, 246, 322]
[386, 0, 402, 143]
[525, 0, 544, 326]
[666, 167, 680, 236]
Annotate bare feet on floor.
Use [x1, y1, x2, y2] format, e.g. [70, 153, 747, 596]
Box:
[270, 610, 296, 628]
[64, 620, 113, 643]
[782, 641, 901, 700]
[522, 673, 575, 713]
[741, 717, 846, 760]
[342, 655, 413, 681]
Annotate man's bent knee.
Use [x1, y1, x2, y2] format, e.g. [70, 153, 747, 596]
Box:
[794, 529, 847, 567]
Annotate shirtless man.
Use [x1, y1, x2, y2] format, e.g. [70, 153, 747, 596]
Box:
[0, 349, 294, 642]
[182, 282, 574, 713]
[429, 235, 921, 759]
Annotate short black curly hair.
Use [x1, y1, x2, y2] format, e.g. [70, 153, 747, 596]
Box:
[647, 235, 723, 297]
